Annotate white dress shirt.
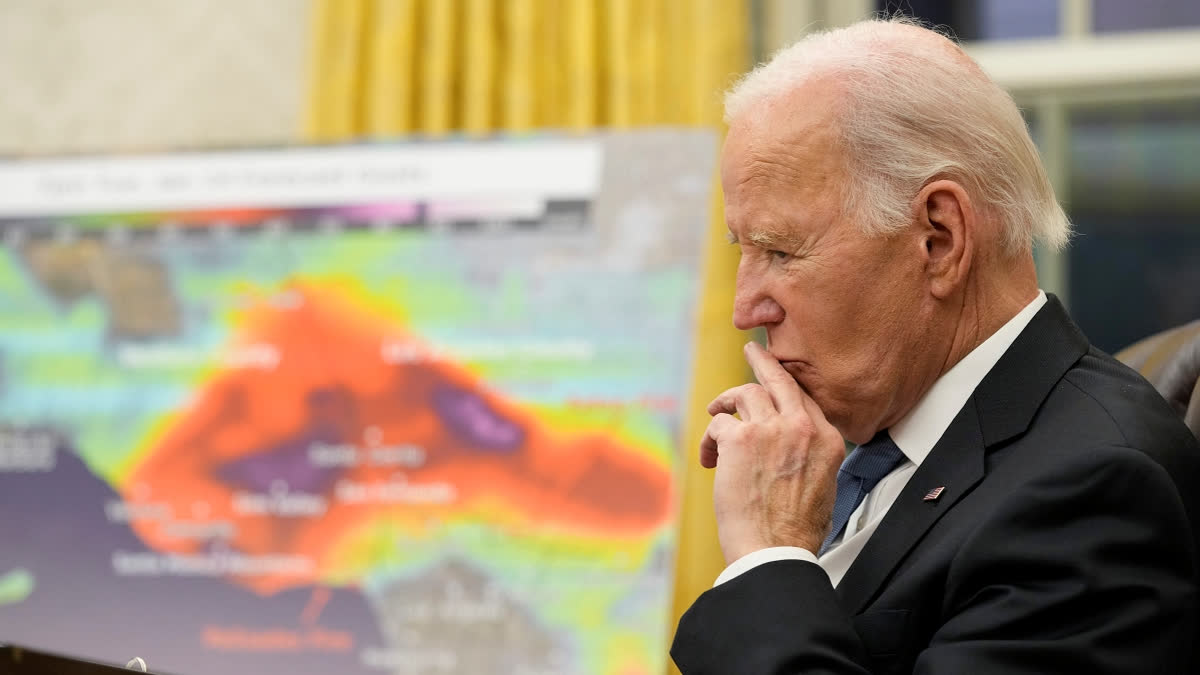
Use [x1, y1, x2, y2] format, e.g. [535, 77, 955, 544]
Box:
[714, 291, 1048, 588]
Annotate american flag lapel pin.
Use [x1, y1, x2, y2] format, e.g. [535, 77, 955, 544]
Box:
[923, 486, 946, 502]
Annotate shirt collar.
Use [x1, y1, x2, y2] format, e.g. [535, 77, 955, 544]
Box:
[888, 290, 1047, 467]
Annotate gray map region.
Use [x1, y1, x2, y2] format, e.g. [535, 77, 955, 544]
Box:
[366, 559, 567, 675]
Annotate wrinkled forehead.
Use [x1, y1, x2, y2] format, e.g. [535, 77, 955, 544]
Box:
[721, 105, 846, 226]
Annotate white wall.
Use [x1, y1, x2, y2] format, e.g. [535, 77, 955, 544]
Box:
[0, 0, 310, 156]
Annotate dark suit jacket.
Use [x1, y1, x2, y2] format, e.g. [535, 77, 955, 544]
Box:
[672, 297, 1200, 674]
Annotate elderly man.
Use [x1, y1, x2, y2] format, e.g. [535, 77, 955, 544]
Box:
[671, 18, 1200, 674]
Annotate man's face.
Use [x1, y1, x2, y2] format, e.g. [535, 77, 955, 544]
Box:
[722, 91, 932, 444]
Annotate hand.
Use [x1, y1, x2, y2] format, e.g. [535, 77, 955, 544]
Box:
[701, 341, 846, 564]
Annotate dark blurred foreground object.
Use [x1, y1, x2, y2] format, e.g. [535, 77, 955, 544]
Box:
[1117, 320, 1200, 439]
[0, 644, 161, 674]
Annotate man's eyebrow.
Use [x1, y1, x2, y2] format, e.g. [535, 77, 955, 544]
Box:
[727, 228, 799, 250]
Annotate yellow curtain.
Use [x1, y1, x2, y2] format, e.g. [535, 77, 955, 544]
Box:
[305, 2, 749, 670]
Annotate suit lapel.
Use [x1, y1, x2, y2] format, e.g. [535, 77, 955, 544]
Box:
[836, 400, 986, 614]
[835, 295, 1090, 615]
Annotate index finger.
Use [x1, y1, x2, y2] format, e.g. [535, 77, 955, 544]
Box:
[707, 383, 777, 420]
[743, 341, 818, 414]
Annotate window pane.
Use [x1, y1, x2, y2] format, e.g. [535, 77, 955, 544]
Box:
[974, 0, 1060, 40]
[873, 0, 1059, 41]
[1093, 0, 1200, 33]
[1066, 98, 1200, 353]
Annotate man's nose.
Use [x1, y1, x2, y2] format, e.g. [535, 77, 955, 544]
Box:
[732, 273, 784, 330]
[732, 295, 784, 330]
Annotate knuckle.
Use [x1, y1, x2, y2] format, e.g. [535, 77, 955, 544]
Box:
[728, 424, 753, 444]
[784, 414, 816, 438]
[708, 413, 737, 438]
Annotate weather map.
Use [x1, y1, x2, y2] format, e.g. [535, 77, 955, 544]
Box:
[0, 132, 715, 674]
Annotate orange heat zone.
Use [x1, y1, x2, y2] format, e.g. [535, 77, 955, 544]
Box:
[122, 282, 673, 594]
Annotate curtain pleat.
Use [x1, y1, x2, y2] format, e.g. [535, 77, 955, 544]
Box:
[305, 0, 369, 141]
[461, 0, 496, 135]
[500, 0, 537, 131]
[364, 0, 418, 136]
[419, 0, 458, 135]
[562, 0, 599, 130]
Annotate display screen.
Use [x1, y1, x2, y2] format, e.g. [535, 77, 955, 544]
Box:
[0, 131, 715, 675]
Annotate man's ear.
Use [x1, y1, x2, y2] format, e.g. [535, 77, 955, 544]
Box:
[917, 179, 973, 299]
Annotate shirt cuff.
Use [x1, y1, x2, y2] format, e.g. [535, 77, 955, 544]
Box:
[713, 546, 820, 587]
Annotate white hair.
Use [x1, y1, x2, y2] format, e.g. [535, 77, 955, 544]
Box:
[725, 18, 1070, 254]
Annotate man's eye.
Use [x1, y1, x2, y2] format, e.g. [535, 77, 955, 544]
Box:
[768, 249, 791, 261]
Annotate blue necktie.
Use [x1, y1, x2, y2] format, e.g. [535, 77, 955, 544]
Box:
[819, 431, 907, 556]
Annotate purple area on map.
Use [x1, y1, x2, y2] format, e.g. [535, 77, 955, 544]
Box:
[214, 387, 354, 493]
[214, 428, 342, 494]
[431, 386, 524, 451]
